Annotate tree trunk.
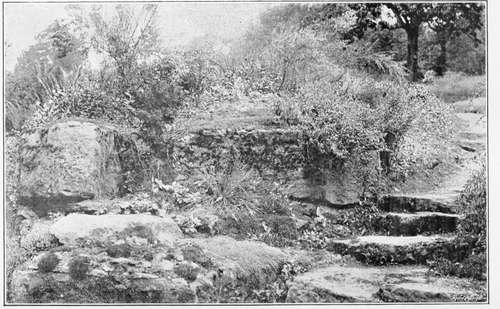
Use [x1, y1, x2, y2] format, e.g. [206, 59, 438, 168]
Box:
[434, 34, 447, 76]
[406, 26, 421, 82]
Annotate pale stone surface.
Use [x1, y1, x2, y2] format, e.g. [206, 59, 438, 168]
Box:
[178, 236, 288, 279]
[331, 235, 453, 247]
[287, 264, 484, 303]
[50, 214, 183, 246]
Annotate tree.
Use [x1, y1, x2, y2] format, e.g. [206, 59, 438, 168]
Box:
[427, 3, 484, 76]
[342, 3, 484, 81]
[383, 4, 434, 81]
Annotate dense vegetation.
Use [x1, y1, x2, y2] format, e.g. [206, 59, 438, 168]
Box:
[5, 3, 487, 299]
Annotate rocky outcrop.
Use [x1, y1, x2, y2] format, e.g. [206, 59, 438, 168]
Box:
[175, 128, 378, 206]
[9, 233, 289, 304]
[18, 120, 141, 216]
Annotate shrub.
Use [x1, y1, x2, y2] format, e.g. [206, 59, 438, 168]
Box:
[68, 256, 90, 280]
[174, 262, 200, 282]
[273, 74, 452, 196]
[37, 252, 60, 273]
[105, 243, 132, 258]
[181, 245, 213, 268]
[431, 162, 487, 280]
[458, 162, 487, 253]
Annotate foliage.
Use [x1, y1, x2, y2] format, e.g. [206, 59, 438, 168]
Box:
[37, 253, 61, 273]
[343, 3, 485, 80]
[431, 162, 487, 280]
[68, 256, 90, 280]
[457, 162, 487, 253]
[83, 4, 160, 79]
[105, 243, 132, 258]
[234, 20, 406, 95]
[432, 253, 486, 280]
[273, 73, 452, 194]
[5, 19, 88, 131]
[177, 40, 236, 105]
[174, 262, 200, 282]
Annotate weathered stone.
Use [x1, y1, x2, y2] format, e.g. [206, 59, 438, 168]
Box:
[9, 248, 195, 304]
[178, 236, 288, 285]
[18, 120, 141, 216]
[375, 286, 452, 302]
[286, 264, 485, 303]
[327, 235, 465, 265]
[370, 212, 460, 236]
[378, 194, 459, 214]
[50, 214, 182, 246]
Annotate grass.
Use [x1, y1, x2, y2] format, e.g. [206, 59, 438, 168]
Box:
[428, 72, 486, 103]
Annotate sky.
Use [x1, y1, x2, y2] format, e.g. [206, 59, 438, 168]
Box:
[3, 2, 276, 72]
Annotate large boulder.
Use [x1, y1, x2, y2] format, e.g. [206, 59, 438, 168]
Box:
[50, 214, 183, 246]
[17, 120, 141, 215]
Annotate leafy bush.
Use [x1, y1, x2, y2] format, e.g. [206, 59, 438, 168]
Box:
[37, 252, 60, 273]
[68, 256, 90, 280]
[273, 73, 452, 196]
[431, 162, 487, 280]
[457, 162, 487, 253]
[105, 243, 132, 258]
[173, 262, 200, 282]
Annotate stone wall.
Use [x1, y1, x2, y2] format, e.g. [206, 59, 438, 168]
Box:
[175, 128, 306, 171]
[174, 127, 379, 206]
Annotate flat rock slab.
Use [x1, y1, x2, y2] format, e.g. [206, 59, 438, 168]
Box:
[178, 236, 288, 283]
[327, 235, 465, 265]
[370, 212, 460, 236]
[333, 235, 451, 247]
[50, 214, 183, 246]
[286, 264, 486, 303]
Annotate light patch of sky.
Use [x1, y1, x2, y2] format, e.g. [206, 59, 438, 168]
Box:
[3, 2, 277, 72]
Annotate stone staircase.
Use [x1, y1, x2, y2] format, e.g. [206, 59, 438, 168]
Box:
[285, 192, 484, 302]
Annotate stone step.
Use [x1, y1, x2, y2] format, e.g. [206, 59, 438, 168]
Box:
[378, 194, 459, 214]
[286, 264, 486, 303]
[326, 235, 468, 265]
[458, 131, 486, 141]
[369, 212, 461, 236]
[456, 139, 485, 152]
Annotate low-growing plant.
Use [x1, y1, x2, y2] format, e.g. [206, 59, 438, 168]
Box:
[105, 243, 132, 258]
[174, 262, 200, 282]
[431, 162, 487, 280]
[37, 252, 60, 273]
[68, 256, 90, 281]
